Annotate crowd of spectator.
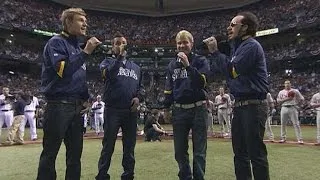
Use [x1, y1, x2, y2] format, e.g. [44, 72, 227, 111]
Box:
[0, 0, 319, 44]
[0, 0, 319, 66]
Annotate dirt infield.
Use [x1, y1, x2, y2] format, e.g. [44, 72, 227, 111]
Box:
[1, 130, 319, 147]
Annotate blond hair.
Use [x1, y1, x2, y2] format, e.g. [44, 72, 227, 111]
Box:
[175, 30, 194, 43]
[60, 8, 86, 30]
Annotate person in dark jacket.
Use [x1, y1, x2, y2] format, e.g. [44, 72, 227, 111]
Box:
[4, 92, 30, 145]
[144, 109, 166, 142]
[204, 11, 270, 180]
[37, 8, 101, 180]
[96, 32, 143, 180]
[164, 30, 210, 180]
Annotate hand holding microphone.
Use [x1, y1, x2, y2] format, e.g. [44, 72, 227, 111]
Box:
[203, 36, 218, 53]
[119, 44, 127, 57]
[177, 52, 190, 67]
[83, 37, 102, 55]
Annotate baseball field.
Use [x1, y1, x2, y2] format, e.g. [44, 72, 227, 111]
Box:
[0, 125, 319, 180]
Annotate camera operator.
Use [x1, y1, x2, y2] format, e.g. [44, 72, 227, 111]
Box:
[144, 109, 166, 142]
[204, 12, 270, 180]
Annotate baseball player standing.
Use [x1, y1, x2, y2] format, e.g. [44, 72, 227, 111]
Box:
[0, 87, 14, 141]
[214, 87, 231, 137]
[20, 90, 39, 141]
[310, 92, 320, 145]
[265, 93, 276, 142]
[277, 80, 304, 144]
[91, 95, 105, 135]
[207, 99, 215, 136]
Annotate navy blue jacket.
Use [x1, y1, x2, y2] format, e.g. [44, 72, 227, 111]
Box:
[13, 99, 27, 116]
[100, 57, 143, 109]
[40, 32, 89, 100]
[209, 37, 269, 100]
[164, 53, 210, 107]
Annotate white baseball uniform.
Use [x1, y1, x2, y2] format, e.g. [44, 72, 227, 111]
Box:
[0, 94, 14, 137]
[265, 93, 275, 141]
[277, 88, 304, 141]
[207, 100, 214, 134]
[310, 92, 320, 144]
[92, 101, 105, 134]
[20, 96, 39, 140]
[215, 93, 231, 135]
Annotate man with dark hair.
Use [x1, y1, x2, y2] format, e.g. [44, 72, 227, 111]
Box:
[37, 8, 101, 180]
[96, 32, 143, 180]
[204, 11, 270, 180]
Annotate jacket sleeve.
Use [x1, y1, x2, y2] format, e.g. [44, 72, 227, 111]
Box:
[136, 69, 145, 102]
[186, 56, 210, 89]
[100, 58, 122, 80]
[208, 51, 232, 79]
[231, 42, 263, 76]
[46, 38, 88, 78]
[163, 65, 174, 108]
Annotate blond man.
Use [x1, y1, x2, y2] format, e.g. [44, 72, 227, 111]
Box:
[164, 30, 209, 180]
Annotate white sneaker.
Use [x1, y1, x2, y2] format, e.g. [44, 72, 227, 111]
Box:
[139, 130, 144, 135]
[298, 140, 304, 144]
[117, 132, 122, 137]
[279, 139, 286, 143]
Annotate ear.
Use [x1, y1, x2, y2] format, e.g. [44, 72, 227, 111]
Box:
[241, 24, 248, 33]
[65, 18, 73, 30]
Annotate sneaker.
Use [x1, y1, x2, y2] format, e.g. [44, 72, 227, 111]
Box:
[14, 141, 24, 145]
[117, 132, 123, 137]
[139, 130, 144, 136]
[4, 141, 14, 145]
[31, 138, 38, 141]
[298, 140, 304, 144]
[279, 139, 286, 143]
[269, 138, 275, 142]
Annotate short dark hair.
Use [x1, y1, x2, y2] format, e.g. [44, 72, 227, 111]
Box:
[112, 31, 125, 45]
[237, 11, 259, 37]
[114, 31, 124, 38]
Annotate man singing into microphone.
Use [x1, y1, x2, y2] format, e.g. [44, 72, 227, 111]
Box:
[204, 12, 270, 180]
[96, 32, 143, 180]
[37, 8, 101, 180]
[164, 30, 210, 180]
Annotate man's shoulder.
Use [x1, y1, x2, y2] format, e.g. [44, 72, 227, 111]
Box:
[242, 38, 262, 50]
[193, 53, 207, 61]
[129, 60, 141, 69]
[47, 35, 65, 45]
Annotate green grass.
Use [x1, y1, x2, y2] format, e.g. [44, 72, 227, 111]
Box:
[0, 139, 319, 180]
[0, 125, 319, 179]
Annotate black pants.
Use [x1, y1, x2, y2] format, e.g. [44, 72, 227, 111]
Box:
[172, 105, 207, 180]
[145, 128, 163, 141]
[96, 107, 137, 180]
[232, 103, 270, 180]
[37, 100, 84, 180]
